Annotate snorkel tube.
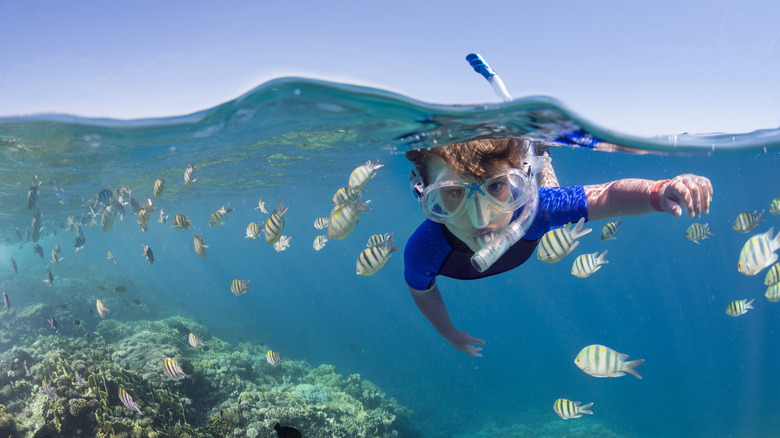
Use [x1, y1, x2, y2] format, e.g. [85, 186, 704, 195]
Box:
[465, 54, 541, 272]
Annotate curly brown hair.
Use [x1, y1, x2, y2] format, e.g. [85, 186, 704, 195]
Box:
[405, 137, 530, 184]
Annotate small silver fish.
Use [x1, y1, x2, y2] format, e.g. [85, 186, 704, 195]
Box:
[738, 227, 780, 276]
[245, 222, 262, 239]
[194, 234, 208, 259]
[600, 218, 622, 241]
[313, 217, 329, 230]
[255, 198, 268, 214]
[313, 235, 328, 251]
[765, 263, 780, 286]
[273, 235, 291, 252]
[356, 234, 399, 276]
[766, 284, 780, 302]
[209, 202, 234, 227]
[118, 388, 142, 414]
[733, 210, 765, 233]
[11, 257, 18, 274]
[184, 162, 197, 188]
[571, 251, 608, 278]
[366, 233, 390, 248]
[231, 279, 250, 296]
[107, 251, 117, 264]
[332, 186, 362, 206]
[153, 177, 165, 198]
[137, 208, 151, 232]
[141, 244, 154, 265]
[188, 333, 204, 349]
[328, 194, 371, 240]
[264, 200, 288, 245]
[42, 380, 57, 399]
[96, 300, 109, 318]
[348, 157, 383, 190]
[266, 350, 281, 366]
[172, 214, 192, 230]
[537, 217, 592, 263]
[574, 344, 643, 379]
[159, 208, 168, 224]
[726, 298, 754, 317]
[3, 290, 9, 310]
[162, 357, 188, 381]
[771, 198, 780, 216]
[553, 398, 594, 420]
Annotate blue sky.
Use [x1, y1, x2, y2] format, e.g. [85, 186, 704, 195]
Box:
[1, 0, 778, 136]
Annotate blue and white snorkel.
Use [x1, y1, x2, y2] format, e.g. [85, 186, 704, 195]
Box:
[465, 53, 543, 273]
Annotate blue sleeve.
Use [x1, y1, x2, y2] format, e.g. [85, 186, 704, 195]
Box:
[403, 220, 452, 290]
[524, 185, 588, 240]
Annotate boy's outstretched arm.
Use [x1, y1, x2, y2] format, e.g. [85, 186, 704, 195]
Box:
[585, 174, 713, 222]
[410, 284, 485, 357]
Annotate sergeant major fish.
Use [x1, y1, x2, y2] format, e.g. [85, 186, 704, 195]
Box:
[600, 218, 621, 241]
[162, 357, 187, 381]
[553, 398, 594, 420]
[27, 175, 41, 210]
[245, 222, 262, 239]
[537, 217, 592, 263]
[574, 344, 643, 379]
[571, 250, 608, 278]
[43, 266, 55, 285]
[313, 217, 329, 230]
[737, 227, 780, 276]
[686, 223, 714, 244]
[733, 210, 765, 233]
[194, 234, 208, 259]
[153, 177, 165, 197]
[53, 185, 70, 205]
[32, 243, 44, 259]
[366, 233, 390, 247]
[188, 333, 204, 349]
[255, 198, 268, 214]
[264, 200, 289, 245]
[159, 208, 168, 224]
[50, 251, 64, 266]
[101, 204, 115, 232]
[184, 162, 197, 188]
[141, 244, 154, 265]
[273, 235, 291, 252]
[137, 208, 151, 232]
[725, 298, 754, 317]
[172, 214, 192, 230]
[328, 194, 371, 240]
[313, 235, 328, 251]
[770, 198, 780, 215]
[332, 186, 362, 206]
[231, 279, 250, 296]
[765, 263, 780, 286]
[766, 284, 780, 302]
[356, 234, 399, 276]
[209, 203, 234, 227]
[348, 157, 383, 191]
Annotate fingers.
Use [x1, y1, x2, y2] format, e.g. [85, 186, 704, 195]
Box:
[665, 175, 713, 218]
[467, 346, 483, 357]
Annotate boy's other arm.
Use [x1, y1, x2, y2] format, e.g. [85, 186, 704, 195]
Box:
[409, 283, 485, 357]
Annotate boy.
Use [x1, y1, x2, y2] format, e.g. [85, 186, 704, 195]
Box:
[404, 137, 713, 356]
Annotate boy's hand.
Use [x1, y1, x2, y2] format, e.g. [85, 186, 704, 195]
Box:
[659, 174, 713, 219]
[448, 330, 485, 357]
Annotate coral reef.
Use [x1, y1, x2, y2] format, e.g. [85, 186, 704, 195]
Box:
[0, 314, 417, 437]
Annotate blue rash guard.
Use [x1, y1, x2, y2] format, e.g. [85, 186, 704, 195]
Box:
[404, 185, 588, 290]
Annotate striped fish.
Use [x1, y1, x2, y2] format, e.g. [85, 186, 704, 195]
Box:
[356, 234, 399, 276]
[73, 235, 86, 252]
[159, 208, 168, 224]
[273, 235, 291, 252]
[348, 157, 383, 191]
[209, 202, 234, 227]
[574, 344, 643, 379]
[31, 209, 42, 243]
[328, 194, 371, 240]
[366, 233, 390, 248]
[313, 235, 328, 251]
[255, 198, 268, 214]
[128, 196, 141, 214]
[43, 266, 55, 285]
[600, 218, 621, 241]
[184, 162, 197, 188]
[141, 244, 154, 265]
[313, 217, 329, 230]
[553, 398, 594, 420]
[53, 244, 61, 255]
[50, 251, 64, 266]
[332, 186, 362, 206]
[112, 199, 126, 217]
[97, 188, 114, 205]
[571, 251, 608, 278]
[32, 244, 44, 259]
[264, 200, 289, 245]
[42, 380, 57, 399]
[188, 333, 204, 349]
[153, 177, 165, 197]
[266, 350, 281, 366]
[245, 222, 262, 239]
[537, 217, 592, 263]
[737, 227, 780, 276]
[144, 197, 155, 213]
[27, 176, 41, 210]
[194, 234, 208, 259]
[764, 263, 780, 286]
[137, 208, 151, 232]
[231, 279, 250, 296]
[96, 300, 109, 318]
[101, 205, 115, 232]
[162, 357, 187, 381]
[53, 185, 70, 205]
[118, 388, 142, 414]
[733, 210, 764, 233]
[765, 284, 780, 302]
[686, 223, 714, 244]
[172, 214, 192, 230]
[771, 198, 780, 215]
[726, 298, 754, 317]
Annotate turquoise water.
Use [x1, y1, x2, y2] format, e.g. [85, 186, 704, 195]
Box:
[1, 78, 779, 437]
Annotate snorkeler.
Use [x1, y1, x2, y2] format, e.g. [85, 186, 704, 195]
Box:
[404, 137, 713, 356]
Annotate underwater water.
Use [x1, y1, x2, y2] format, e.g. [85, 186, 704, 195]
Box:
[0, 77, 779, 438]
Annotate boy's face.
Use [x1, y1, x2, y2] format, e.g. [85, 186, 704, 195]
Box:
[425, 156, 514, 252]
